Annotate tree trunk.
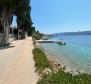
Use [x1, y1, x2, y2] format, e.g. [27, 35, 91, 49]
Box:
[17, 17, 20, 40]
[2, 20, 9, 46]
[0, 8, 11, 46]
[17, 25, 19, 39]
[21, 29, 27, 39]
[25, 31, 27, 38]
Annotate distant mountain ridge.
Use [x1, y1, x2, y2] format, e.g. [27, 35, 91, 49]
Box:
[53, 31, 91, 36]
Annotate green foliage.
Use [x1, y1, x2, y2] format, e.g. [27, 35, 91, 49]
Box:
[33, 48, 91, 84]
[38, 68, 91, 84]
[33, 48, 51, 73]
[27, 26, 44, 39]
[15, 0, 32, 39]
[27, 26, 36, 36]
[32, 30, 44, 40]
[0, 0, 16, 45]
[0, 0, 16, 8]
[0, 0, 16, 23]
[0, 0, 41, 40]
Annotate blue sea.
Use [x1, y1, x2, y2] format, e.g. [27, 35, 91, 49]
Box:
[39, 35, 91, 74]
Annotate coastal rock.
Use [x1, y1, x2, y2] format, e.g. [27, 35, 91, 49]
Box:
[42, 68, 52, 75]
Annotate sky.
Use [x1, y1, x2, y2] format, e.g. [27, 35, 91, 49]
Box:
[12, 0, 91, 34]
[31, 0, 91, 33]
[12, 16, 17, 27]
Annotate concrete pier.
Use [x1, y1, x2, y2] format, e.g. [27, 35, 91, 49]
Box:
[36, 40, 66, 45]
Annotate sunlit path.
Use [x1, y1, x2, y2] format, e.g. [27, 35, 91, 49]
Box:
[0, 37, 38, 84]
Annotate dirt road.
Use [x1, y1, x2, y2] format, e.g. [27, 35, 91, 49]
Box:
[0, 37, 38, 84]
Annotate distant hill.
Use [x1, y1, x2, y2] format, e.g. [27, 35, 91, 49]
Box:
[53, 31, 91, 36]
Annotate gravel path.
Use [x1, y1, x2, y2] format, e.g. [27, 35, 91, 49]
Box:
[0, 37, 38, 84]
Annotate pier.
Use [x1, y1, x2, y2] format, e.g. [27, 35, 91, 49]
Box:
[36, 40, 55, 43]
[36, 40, 66, 45]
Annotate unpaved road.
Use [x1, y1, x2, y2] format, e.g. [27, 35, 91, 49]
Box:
[0, 37, 38, 84]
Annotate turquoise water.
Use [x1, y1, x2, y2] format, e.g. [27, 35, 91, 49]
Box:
[39, 35, 91, 73]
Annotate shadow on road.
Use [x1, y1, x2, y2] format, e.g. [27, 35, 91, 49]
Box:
[0, 44, 15, 50]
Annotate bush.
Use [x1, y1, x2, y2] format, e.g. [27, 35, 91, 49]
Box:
[32, 32, 44, 40]
[33, 48, 91, 84]
[38, 68, 91, 84]
[33, 48, 51, 73]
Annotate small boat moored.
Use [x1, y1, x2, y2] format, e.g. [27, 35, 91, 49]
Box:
[57, 41, 66, 45]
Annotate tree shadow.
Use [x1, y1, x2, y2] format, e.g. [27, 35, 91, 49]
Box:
[0, 43, 15, 50]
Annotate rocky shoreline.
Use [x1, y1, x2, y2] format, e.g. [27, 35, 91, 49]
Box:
[36, 43, 87, 75]
[33, 36, 91, 75]
[36, 45, 64, 72]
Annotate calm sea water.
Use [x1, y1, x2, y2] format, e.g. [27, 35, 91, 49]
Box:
[39, 35, 91, 73]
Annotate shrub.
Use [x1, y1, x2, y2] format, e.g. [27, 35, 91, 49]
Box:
[38, 69, 91, 84]
[33, 48, 51, 73]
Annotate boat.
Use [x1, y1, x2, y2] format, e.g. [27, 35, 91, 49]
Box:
[42, 37, 48, 40]
[57, 41, 66, 45]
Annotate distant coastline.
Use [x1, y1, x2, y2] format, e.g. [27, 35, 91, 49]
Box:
[51, 30, 91, 36]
